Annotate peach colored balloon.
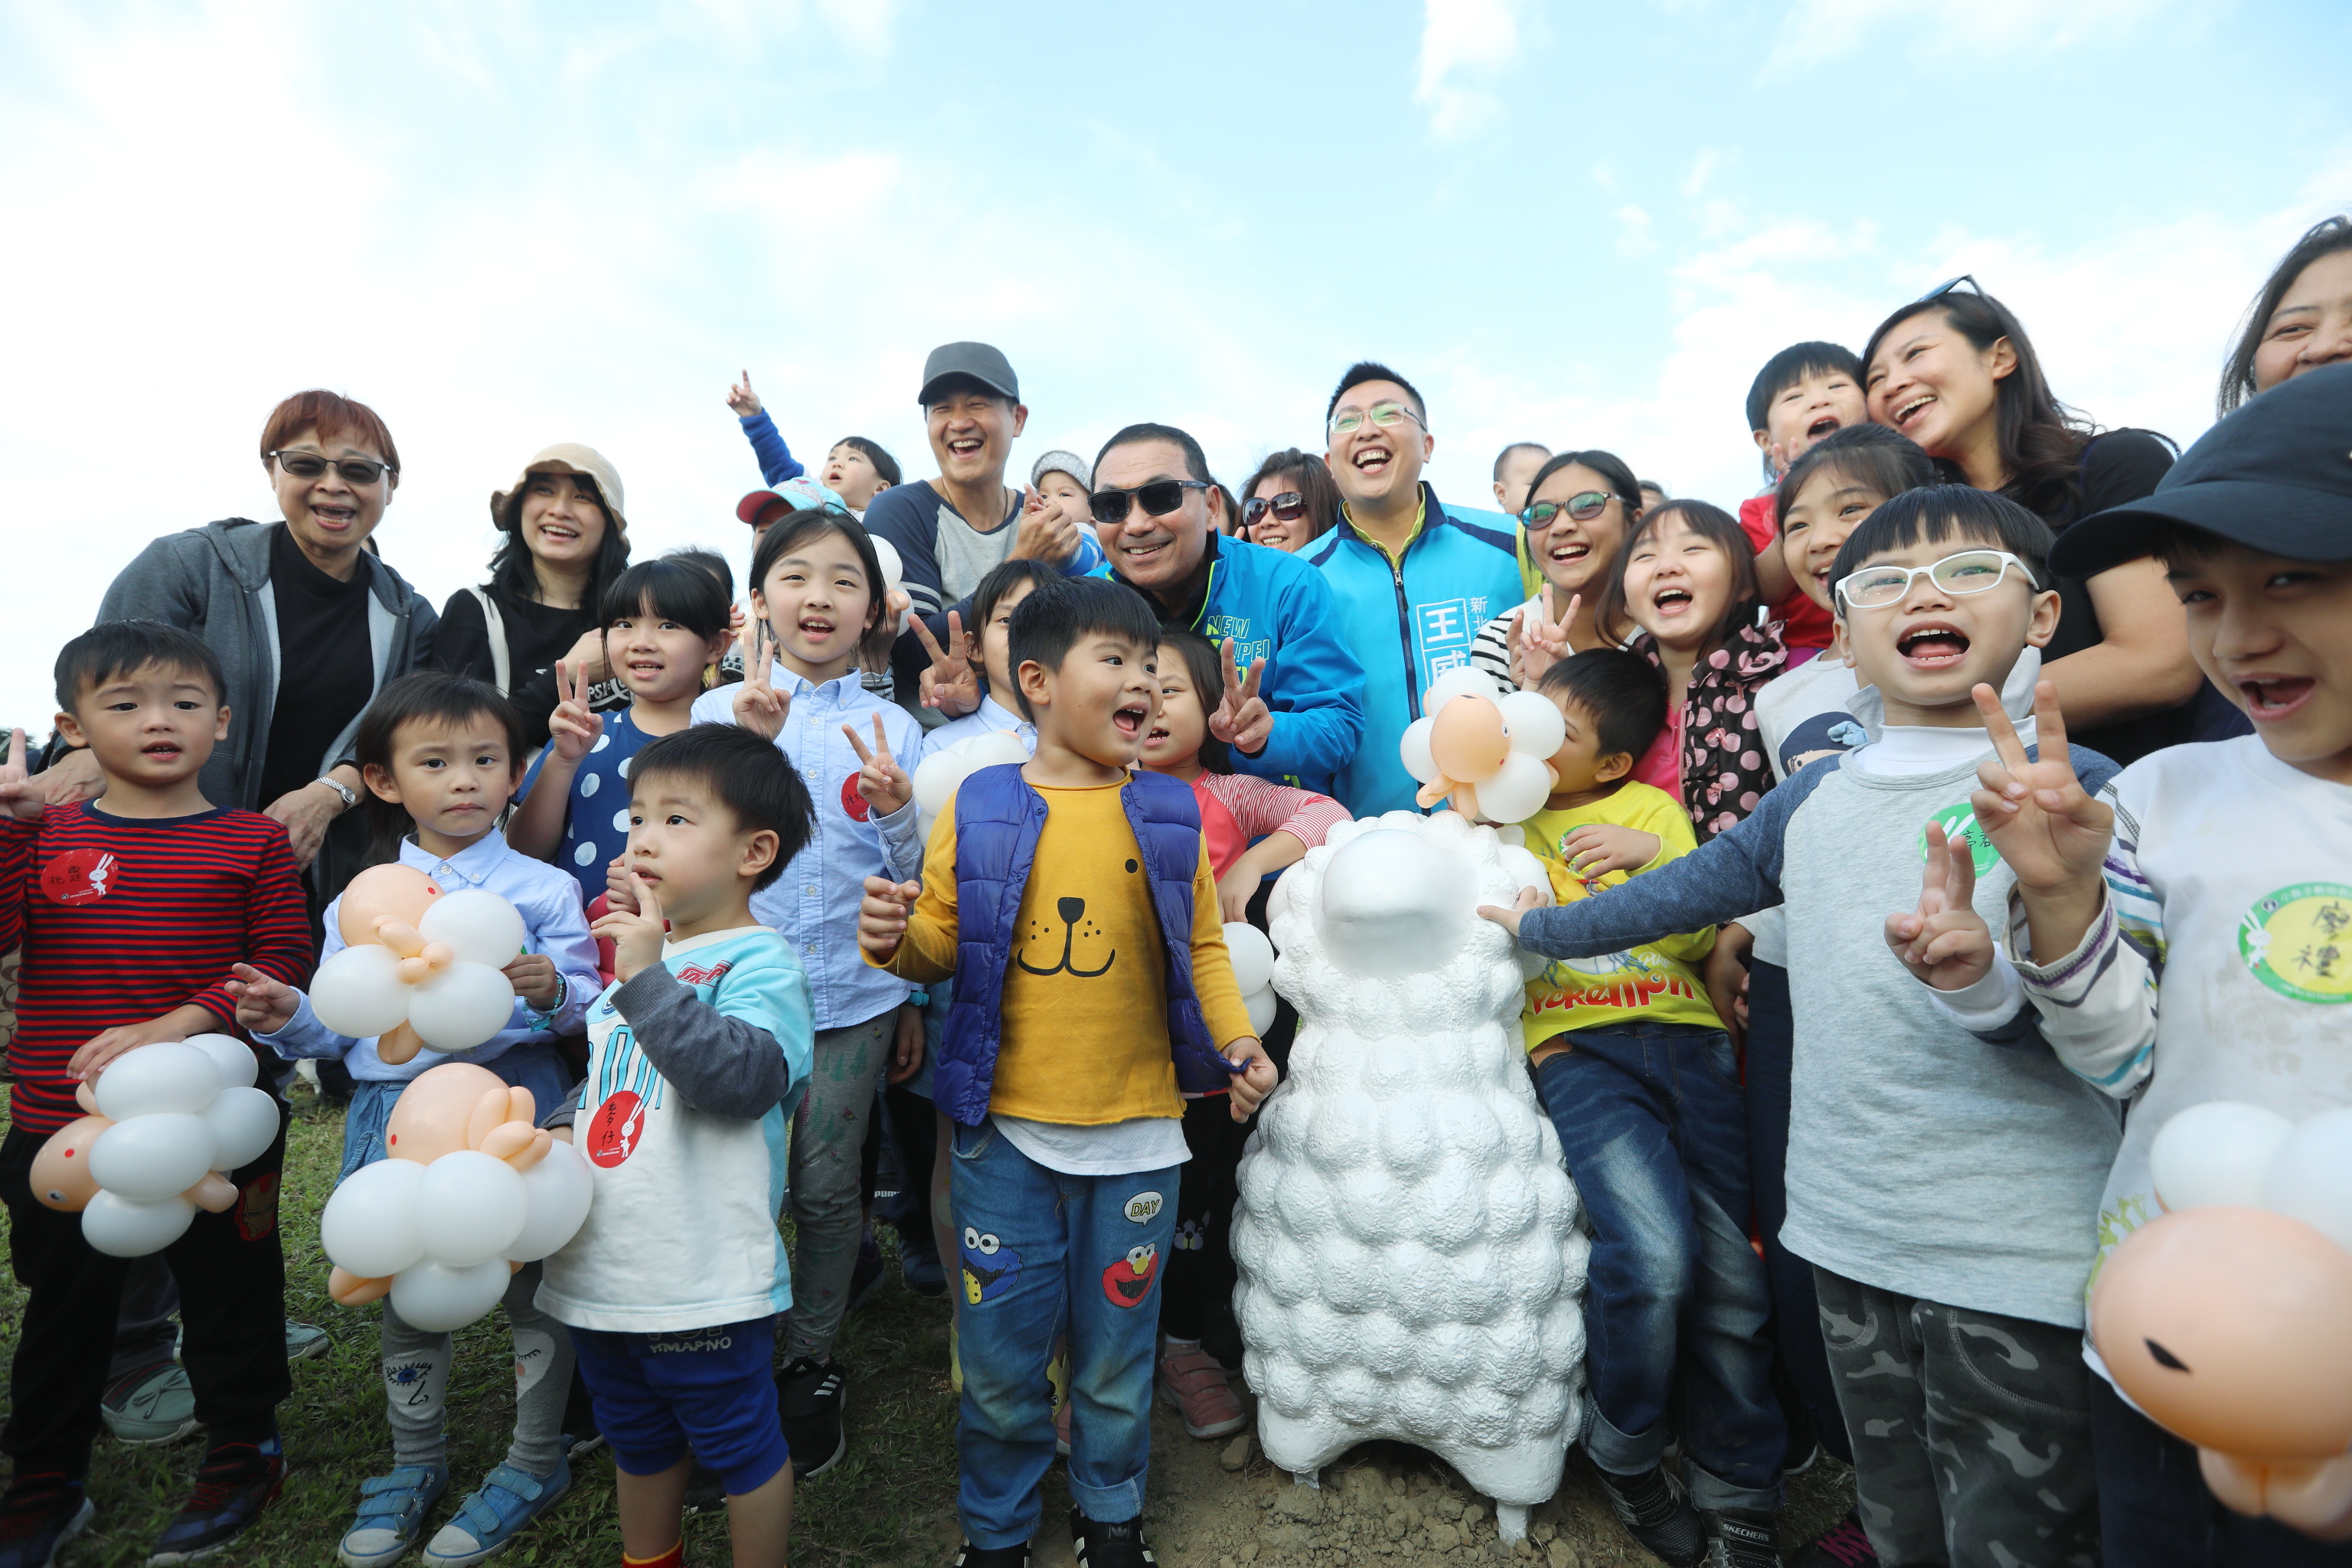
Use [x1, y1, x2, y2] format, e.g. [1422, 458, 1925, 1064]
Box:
[1429, 696, 1509, 783]
[30, 1115, 113, 1211]
[465, 1086, 513, 1151]
[74, 1082, 100, 1116]
[336, 864, 443, 950]
[384, 1063, 507, 1165]
[376, 1022, 426, 1067]
[328, 1266, 393, 1306]
[185, 1172, 239, 1214]
[2204, 1451, 2352, 1541]
[478, 1122, 549, 1168]
[2092, 1206, 2352, 1459]
[506, 1086, 537, 1126]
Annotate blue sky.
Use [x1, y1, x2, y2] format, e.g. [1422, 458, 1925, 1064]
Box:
[3, 0, 2348, 731]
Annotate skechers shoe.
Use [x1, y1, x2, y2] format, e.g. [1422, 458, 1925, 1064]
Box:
[1068, 1506, 1158, 1568]
[1591, 1462, 1705, 1568]
[776, 1357, 847, 1479]
[1788, 1508, 1880, 1567]
[101, 1360, 198, 1446]
[951, 1542, 1029, 1567]
[146, 1437, 285, 1563]
[286, 1321, 332, 1362]
[336, 1465, 450, 1568]
[0, 1473, 93, 1568]
[1158, 1345, 1246, 1439]
[420, 1456, 570, 1566]
[1702, 1508, 1779, 1568]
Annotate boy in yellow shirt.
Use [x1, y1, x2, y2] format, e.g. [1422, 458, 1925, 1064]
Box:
[858, 577, 1274, 1568]
[1518, 650, 1785, 1568]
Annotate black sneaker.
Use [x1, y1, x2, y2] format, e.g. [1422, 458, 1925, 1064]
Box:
[1591, 1462, 1704, 1568]
[1703, 1508, 1779, 1568]
[145, 1439, 285, 1563]
[848, 1230, 886, 1313]
[951, 1541, 1030, 1567]
[0, 1473, 93, 1568]
[1068, 1505, 1157, 1567]
[1788, 1508, 1880, 1567]
[776, 1356, 847, 1478]
[680, 1461, 726, 1517]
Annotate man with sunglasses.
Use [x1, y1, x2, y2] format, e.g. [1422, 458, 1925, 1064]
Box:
[1087, 422, 1364, 794]
[1301, 362, 1525, 815]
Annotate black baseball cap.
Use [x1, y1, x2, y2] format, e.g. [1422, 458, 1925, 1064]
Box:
[917, 341, 1019, 407]
[2051, 361, 2352, 576]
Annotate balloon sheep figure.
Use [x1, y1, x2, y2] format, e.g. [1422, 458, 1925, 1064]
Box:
[1230, 810, 1589, 1544]
[31, 1034, 283, 1256]
[1400, 668, 1566, 826]
[318, 1063, 595, 1332]
[308, 864, 528, 1064]
[2092, 1102, 2352, 1542]
[910, 731, 1034, 840]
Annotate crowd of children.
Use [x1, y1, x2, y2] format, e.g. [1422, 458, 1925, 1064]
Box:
[1, 217, 2349, 1568]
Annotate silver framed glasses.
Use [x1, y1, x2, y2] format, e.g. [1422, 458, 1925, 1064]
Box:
[1834, 548, 2037, 610]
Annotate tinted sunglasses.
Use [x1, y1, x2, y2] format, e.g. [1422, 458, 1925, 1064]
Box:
[1241, 492, 1306, 528]
[270, 450, 393, 485]
[1913, 273, 1980, 306]
[1089, 479, 1210, 527]
[1520, 492, 1618, 528]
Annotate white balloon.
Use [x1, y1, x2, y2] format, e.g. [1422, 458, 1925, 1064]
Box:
[2148, 1101, 2294, 1212]
[93, 1042, 220, 1121]
[413, 1150, 529, 1266]
[310, 943, 415, 1039]
[1314, 829, 1477, 978]
[89, 1112, 219, 1202]
[961, 731, 1031, 769]
[1495, 824, 1526, 848]
[82, 1190, 197, 1257]
[1223, 923, 1277, 995]
[1399, 717, 1440, 786]
[869, 534, 903, 593]
[1471, 752, 1553, 825]
[389, 1258, 512, 1332]
[181, 1033, 260, 1090]
[2265, 1107, 2352, 1253]
[1245, 985, 1278, 1036]
[419, 889, 528, 969]
[319, 1157, 428, 1279]
[407, 962, 518, 1053]
[1423, 665, 1497, 712]
[201, 1087, 281, 1172]
[1497, 845, 1555, 906]
[1266, 865, 1302, 929]
[913, 750, 975, 820]
[506, 1140, 596, 1263]
[1497, 689, 1567, 759]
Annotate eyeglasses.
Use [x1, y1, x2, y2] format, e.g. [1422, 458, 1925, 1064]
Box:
[1520, 492, 1619, 529]
[270, 450, 394, 485]
[1088, 479, 1210, 527]
[1328, 400, 1425, 437]
[1834, 548, 2036, 610]
[1913, 274, 1981, 306]
[1241, 492, 1306, 529]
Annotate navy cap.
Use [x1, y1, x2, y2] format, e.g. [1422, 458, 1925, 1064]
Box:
[917, 341, 1019, 407]
[2052, 361, 2352, 576]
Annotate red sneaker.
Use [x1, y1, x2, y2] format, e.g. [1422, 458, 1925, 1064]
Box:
[1158, 1345, 1246, 1439]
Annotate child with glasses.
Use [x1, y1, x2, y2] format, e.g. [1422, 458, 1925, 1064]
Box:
[1481, 486, 2123, 1568]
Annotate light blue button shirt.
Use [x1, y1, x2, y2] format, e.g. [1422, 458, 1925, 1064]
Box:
[930, 694, 1037, 753]
[256, 828, 603, 1082]
[689, 665, 929, 1031]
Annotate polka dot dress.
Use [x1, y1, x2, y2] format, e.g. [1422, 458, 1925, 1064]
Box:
[1632, 616, 1789, 842]
[518, 706, 658, 907]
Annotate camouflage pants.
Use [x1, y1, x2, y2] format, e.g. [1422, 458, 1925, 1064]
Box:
[1813, 1267, 2099, 1568]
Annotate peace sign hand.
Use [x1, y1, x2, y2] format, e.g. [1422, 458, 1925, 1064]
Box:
[1514, 588, 1579, 688]
[1884, 820, 1995, 991]
[1971, 679, 2113, 962]
[911, 610, 982, 718]
[1210, 639, 1272, 756]
[731, 617, 791, 740]
[844, 714, 913, 816]
[0, 729, 42, 822]
[549, 660, 604, 764]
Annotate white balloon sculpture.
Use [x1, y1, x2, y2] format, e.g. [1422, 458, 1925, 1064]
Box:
[1224, 922, 1279, 1035]
[30, 1035, 281, 1256]
[910, 730, 1034, 840]
[1400, 668, 1565, 825]
[309, 880, 528, 1062]
[870, 535, 912, 636]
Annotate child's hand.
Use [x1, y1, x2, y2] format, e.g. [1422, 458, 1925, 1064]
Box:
[1884, 820, 1996, 991]
[858, 876, 923, 959]
[503, 953, 561, 1009]
[1223, 1035, 1279, 1122]
[726, 368, 762, 418]
[843, 714, 912, 816]
[548, 661, 604, 765]
[1475, 884, 1544, 941]
[1215, 866, 1259, 925]
[731, 619, 790, 740]
[1011, 484, 1081, 564]
[590, 871, 669, 982]
[888, 1002, 925, 1085]
[1560, 823, 1660, 880]
[1971, 680, 2113, 897]
[226, 962, 299, 1034]
[1702, 921, 1753, 1050]
[1210, 639, 1272, 756]
[1512, 589, 1579, 689]
[69, 1008, 210, 1083]
[910, 612, 982, 717]
[604, 856, 639, 913]
[0, 728, 44, 822]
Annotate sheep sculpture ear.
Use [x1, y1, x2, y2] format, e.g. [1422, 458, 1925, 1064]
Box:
[464, 1086, 512, 1151]
[328, 1266, 393, 1307]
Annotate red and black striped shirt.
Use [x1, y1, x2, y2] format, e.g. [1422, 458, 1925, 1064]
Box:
[0, 804, 313, 1134]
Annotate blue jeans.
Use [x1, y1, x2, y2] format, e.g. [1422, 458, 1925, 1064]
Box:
[337, 1041, 575, 1181]
[1533, 1024, 1783, 1511]
[949, 1119, 1178, 1548]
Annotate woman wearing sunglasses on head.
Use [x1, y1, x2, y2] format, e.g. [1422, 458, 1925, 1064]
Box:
[1468, 449, 1645, 694]
[1233, 449, 1341, 553]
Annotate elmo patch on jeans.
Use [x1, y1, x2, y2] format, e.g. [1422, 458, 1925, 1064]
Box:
[1102, 1243, 1159, 1308]
[586, 1090, 648, 1168]
[41, 848, 117, 906]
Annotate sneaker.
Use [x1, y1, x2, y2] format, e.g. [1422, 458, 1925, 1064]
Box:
[0, 1474, 93, 1568]
[1702, 1508, 1779, 1568]
[951, 1542, 1030, 1567]
[337, 1465, 450, 1568]
[285, 1321, 332, 1362]
[1158, 1346, 1246, 1439]
[848, 1230, 886, 1313]
[145, 1438, 286, 1563]
[101, 1360, 198, 1446]
[1788, 1509, 1880, 1567]
[1591, 1463, 1705, 1568]
[1068, 1506, 1157, 1568]
[419, 1457, 570, 1566]
[776, 1356, 847, 1479]
[900, 1234, 947, 1298]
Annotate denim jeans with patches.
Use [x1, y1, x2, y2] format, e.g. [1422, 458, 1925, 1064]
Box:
[948, 1118, 1178, 1549]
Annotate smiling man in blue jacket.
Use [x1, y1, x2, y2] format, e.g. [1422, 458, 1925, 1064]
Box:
[1303, 362, 1525, 815]
[1086, 422, 1365, 794]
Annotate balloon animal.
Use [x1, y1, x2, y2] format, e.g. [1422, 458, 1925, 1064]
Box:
[1399, 669, 1566, 826]
[309, 864, 526, 1064]
[910, 730, 1032, 840]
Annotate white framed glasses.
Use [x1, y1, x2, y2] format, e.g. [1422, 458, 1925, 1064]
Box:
[1834, 548, 2037, 610]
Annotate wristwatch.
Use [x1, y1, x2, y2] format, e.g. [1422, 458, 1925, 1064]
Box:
[312, 776, 359, 812]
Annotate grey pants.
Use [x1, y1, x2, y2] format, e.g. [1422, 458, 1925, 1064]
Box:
[381, 1262, 573, 1478]
[1814, 1266, 2099, 1568]
[782, 1010, 896, 1363]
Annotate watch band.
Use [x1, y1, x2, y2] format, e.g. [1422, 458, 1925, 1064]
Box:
[313, 776, 358, 811]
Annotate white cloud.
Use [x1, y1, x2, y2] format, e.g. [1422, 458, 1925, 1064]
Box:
[1766, 0, 2170, 73]
[1415, 0, 1526, 142]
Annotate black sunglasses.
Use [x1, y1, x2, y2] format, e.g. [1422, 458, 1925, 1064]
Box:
[1913, 274, 1980, 306]
[270, 450, 394, 485]
[1089, 479, 1210, 527]
[1240, 492, 1306, 528]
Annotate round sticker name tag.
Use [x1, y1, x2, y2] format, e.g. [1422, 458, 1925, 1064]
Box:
[2240, 883, 2352, 1004]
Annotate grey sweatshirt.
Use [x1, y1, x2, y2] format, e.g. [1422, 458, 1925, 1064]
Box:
[1517, 740, 2125, 1328]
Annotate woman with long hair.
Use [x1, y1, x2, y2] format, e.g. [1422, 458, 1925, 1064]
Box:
[2219, 214, 2352, 414]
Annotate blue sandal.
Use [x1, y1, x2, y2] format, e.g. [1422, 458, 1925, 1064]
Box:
[420, 1457, 570, 1567]
[337, 1465, 449, 1568]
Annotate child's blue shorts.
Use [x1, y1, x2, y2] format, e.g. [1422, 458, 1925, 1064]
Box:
[567, 1315, 789, 1495]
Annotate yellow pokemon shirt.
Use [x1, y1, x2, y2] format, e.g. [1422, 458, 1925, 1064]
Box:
[1522, 780, 1722, 1050]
